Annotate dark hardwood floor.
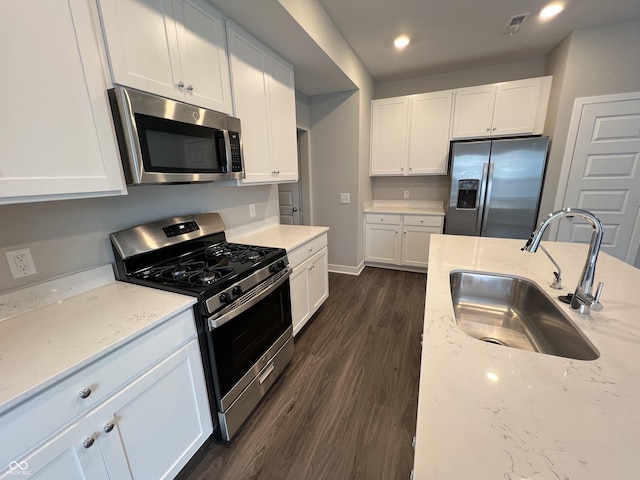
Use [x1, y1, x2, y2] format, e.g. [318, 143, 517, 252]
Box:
[185, 267, 426, 480]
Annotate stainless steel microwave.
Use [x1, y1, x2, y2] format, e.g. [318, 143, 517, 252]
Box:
[108, 86, 244, 185]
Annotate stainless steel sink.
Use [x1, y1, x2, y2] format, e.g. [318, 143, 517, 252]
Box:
[449, 270, 599, 360]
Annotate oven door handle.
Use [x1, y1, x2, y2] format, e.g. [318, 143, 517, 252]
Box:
[208, 267, 291, 330]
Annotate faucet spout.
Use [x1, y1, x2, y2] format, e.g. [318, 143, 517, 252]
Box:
[522, 208, 604, 314]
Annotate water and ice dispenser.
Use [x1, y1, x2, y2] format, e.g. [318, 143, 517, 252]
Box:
[456, 179, 479, 209]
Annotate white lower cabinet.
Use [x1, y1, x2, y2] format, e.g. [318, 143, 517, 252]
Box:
[288, 234, 329, 336]
[0, 309, 212, 480]
[365, 214, 443, 269]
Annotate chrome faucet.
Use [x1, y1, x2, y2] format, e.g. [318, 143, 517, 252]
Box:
[522, 208, 604, 314]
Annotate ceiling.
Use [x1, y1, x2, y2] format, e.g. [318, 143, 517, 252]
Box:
[318, 0, 640, 82]
[210, 0, 640, 95]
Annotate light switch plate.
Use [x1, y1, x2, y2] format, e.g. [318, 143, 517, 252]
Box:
[340, 193, 350, 204]
[404, 190, 410, 199]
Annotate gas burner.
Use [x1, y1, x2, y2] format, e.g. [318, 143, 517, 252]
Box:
[196, 266, 235, 285]
[224, 244, 271, 264]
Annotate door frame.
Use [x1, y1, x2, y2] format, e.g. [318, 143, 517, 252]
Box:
[549, 91, 640, 247]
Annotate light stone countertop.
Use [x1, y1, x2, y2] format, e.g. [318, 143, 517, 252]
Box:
[364, 200, 445, 216]
[0, 270, 196, 414]
[414, 234, 640, 479]
[228, 224, 329, 251]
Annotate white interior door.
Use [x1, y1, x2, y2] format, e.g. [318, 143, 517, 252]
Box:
[556, 96, 640, 263]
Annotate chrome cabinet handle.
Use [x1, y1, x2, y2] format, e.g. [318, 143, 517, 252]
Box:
[187, 84, 194, 91]
[292, 207, 299, 212]
[486, 127, 490, 132]
[78, 388, 92, 399]
[177, 81, 185, 88]
[103, 423, 115, 433]
[83, 437, 95, 449]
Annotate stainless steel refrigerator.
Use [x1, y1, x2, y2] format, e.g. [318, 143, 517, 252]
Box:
[444, 136, 549, 239]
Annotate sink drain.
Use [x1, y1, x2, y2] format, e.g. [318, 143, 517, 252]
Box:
[479, 337, 507, 346]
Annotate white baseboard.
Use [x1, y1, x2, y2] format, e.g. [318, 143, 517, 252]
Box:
[328, 262, 365, 276]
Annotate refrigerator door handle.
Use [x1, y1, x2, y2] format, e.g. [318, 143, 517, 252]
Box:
[476, 162, 490, 232]
[481, 163, 495, 232]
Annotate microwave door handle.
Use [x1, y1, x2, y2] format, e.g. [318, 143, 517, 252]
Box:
[208, 267, 291, 330]
[222, 129, 232, 173]
[476, 162, 489, 232]
[481, 163, 495, 232]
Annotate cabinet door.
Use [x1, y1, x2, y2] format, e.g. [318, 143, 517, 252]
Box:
[98, 0, 183, 101]
[370, 97, 409, 175]
[0, 418, 110, 480]
[0, 0, 125, 203]
[408, 91, 453, 174]
[365, 224, 401, 264]
[451, 85, 496, 139]
[492, 78, 542, 136]
[93, 340, 212, 480]
[290, 262, 311, 336]
[176, 0, 232, 113]
[267, 55, 298, 181]
[226, 23, 273, 183]
[308, 248, 329, 312]
[401, 226, 439, 268]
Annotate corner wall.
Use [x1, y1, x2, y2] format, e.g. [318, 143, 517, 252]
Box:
[540, 17, 640, 219]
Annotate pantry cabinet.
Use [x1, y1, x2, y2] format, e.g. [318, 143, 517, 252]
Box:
[288, 234, 329, 336]
[226, 21, 298, 184]
[98, 0, 233, 114]
[365, 213, 443, 269]
[370, 90, 453, 176]
[451, 76, 552, 139]
[0, 309, 212, 480]
[0, 0, 126, 205]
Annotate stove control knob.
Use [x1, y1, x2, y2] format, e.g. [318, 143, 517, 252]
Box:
[232, 286, 243, 297]
[219, 292, 231, 304]
[270, 260, 286, 273]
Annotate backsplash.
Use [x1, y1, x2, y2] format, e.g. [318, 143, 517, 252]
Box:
[371, 175, 450, 202]
[0, 183, 278, 294]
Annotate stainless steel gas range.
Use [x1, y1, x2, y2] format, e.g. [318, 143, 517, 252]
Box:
[110, 213, 293, 441]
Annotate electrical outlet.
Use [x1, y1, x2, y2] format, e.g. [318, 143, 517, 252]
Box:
[5, 248, 37, 279]
[404, 190, 410, 199]
[249, 204, 256, 218]
[340, 193, 350, 204]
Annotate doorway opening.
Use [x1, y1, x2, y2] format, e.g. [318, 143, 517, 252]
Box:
[279, 129, 311, 225]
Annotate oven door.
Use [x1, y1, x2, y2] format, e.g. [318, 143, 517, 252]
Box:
[206, 273, 293, 411]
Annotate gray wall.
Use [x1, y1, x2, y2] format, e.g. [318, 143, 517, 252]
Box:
[375, 58, 547, 99]
[278, 0, 374, 272]
[540, 17, 640, 220]
[1, 184, 278, 293]
[371, 176, 450, 202]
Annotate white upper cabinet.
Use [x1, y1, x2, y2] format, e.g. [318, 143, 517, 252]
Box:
[226, 21, 298, 184]
[370, 91, 453, 176]
[0, 0, 126, 205]
[451, 76, 552, 139]
[98, 0, 233, 114]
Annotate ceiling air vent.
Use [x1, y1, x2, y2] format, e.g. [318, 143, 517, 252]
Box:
[503, 12, 530, 35]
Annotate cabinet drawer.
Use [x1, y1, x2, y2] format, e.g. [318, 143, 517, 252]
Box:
[288, 233, 328, 268]
[403, 215, 443, 228]
[0, 308, 196, 466]
[365, 214, 402, 225]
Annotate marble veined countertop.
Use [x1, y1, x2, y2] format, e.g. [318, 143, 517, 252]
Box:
[228, 224, 329, 251]
[414, 235, 640, 479]
[364, 200, 445, 216]
[0, 266, 195, 413]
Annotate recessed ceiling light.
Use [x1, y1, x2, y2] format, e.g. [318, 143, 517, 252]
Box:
[540, 3, 564, 19]
[394, 35, 410, 49]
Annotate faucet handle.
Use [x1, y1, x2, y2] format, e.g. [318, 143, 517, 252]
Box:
[594, 282, 604, 303]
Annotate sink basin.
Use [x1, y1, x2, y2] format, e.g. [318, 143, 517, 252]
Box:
[449, 270, 599, 360]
